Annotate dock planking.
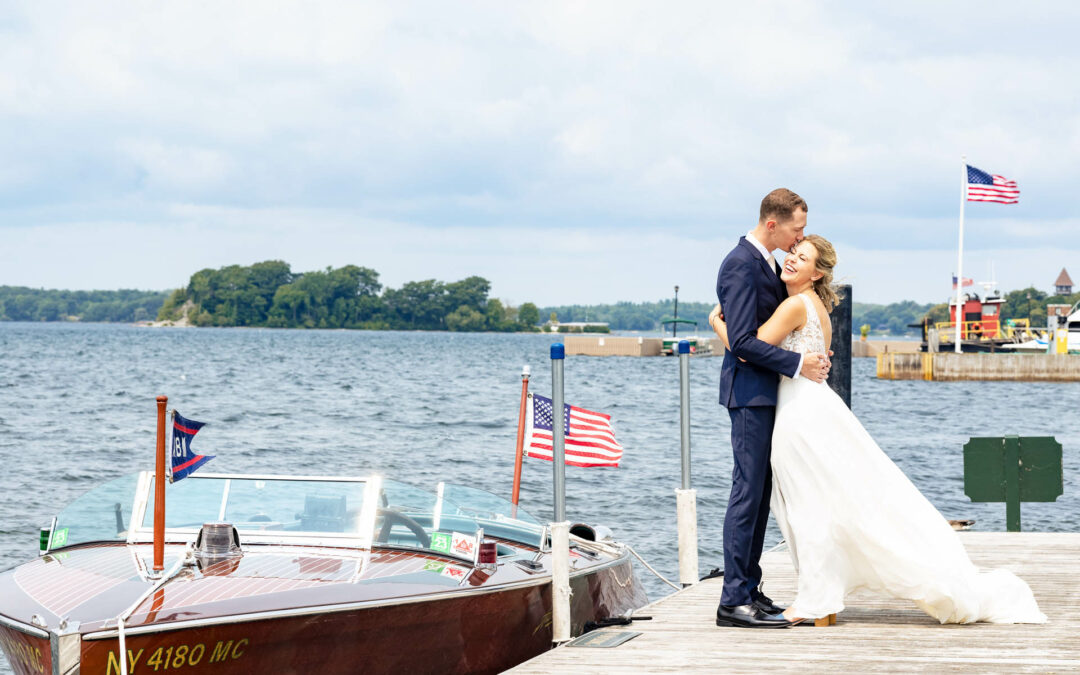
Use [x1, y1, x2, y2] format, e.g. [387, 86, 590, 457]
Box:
[510, 532, 1080, 673]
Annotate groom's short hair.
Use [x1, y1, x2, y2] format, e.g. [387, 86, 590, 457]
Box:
[759, 188, 807, 223]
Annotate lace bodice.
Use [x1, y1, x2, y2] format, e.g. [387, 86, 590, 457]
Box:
[779, 293, 828, 355]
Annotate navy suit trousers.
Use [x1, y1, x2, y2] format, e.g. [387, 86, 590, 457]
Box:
[721, 405, 775, 607]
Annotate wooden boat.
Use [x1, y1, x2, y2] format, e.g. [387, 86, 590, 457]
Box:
[0, 472, 648, 674]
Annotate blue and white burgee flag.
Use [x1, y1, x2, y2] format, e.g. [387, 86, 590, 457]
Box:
[170, 411, 214, 482]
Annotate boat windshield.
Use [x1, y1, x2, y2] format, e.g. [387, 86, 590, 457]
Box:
[143, 476, 372, 535]
[375, 480, 543, 551]
[49, 473, 140, 549]
[48, 473, 544, 555]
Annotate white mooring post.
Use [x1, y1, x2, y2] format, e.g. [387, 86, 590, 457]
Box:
[676, 340, 699, 586]
[550, 343, 571, 644]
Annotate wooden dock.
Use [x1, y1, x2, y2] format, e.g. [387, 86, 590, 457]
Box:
[510, 532, 1080, 673]
[877, 352, 1080, 381]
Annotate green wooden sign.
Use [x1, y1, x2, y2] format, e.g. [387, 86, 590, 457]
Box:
[963, 435, 1063, 531]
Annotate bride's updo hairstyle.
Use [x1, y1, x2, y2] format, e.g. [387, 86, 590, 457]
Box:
[803, 234, 842, 312]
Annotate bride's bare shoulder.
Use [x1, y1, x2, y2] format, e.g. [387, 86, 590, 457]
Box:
[778, 295, 808, 315]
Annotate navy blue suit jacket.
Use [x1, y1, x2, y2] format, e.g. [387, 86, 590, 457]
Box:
[717, 237, 801, 408]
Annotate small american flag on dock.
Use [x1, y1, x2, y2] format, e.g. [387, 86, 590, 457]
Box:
[525, 394, 623, 467]
[967, 165, 1019, 204]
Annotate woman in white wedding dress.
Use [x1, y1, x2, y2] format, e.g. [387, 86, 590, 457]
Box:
[710, 234, 1046, 625]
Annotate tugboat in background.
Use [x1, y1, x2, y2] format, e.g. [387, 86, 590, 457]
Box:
[919, 280, 1039, 353]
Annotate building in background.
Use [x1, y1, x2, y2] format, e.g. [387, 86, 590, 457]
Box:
[1054, 268, 1073, 295]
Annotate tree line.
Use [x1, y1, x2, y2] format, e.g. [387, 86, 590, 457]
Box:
[4, 274, 1075, 337]
[156, 260, 541, 331]
[0, 287, 169, 323]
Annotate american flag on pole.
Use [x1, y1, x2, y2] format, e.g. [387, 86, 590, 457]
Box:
[525, 394, 623, 467]
[966, 165, 1019, 204]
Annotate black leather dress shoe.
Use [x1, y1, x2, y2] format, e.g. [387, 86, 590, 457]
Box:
[752, 592, 785, 615]
[715, 604, 793, 628]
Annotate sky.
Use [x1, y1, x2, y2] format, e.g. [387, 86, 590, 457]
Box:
[2, 2, 1079, 306]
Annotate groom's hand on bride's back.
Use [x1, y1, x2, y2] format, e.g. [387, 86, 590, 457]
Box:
[801, 352, 830, 383]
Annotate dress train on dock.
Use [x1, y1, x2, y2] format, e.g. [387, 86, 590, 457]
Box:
[770, 294, 1046, 624]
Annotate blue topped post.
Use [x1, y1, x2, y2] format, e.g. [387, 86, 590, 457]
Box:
[678, 340, 691, 489]
[675, 339, 699, 585]
[550, 343, 566, 523]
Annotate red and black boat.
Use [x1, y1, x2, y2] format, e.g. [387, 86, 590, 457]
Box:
[0, 472, 648, 674]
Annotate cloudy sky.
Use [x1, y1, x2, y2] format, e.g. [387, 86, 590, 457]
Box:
[2, 2, 1078, 306]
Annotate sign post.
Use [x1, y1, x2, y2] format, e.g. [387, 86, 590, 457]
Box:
[963, 435, 1063, 531]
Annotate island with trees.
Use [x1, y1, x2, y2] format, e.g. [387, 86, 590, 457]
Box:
[2, 262, 1076, 337]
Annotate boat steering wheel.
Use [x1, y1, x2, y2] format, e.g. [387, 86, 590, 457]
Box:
[375, 508, 431, 548]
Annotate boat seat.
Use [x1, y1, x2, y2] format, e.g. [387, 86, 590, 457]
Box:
[299, 494, 348, 532]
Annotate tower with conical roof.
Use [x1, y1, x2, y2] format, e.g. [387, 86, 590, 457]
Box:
[1054, 268, 1073, 295]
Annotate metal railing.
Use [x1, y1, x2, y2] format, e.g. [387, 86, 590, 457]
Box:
[933, 319, 1040, 343]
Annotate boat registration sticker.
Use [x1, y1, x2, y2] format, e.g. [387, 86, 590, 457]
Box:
[430, 532, 452, 554]
[422, 560, 467, 581]
[50, 528, 68, 548]
[450, 532, 475, 557]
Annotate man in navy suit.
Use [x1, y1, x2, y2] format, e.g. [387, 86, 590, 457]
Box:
[710, 188, 830, 628]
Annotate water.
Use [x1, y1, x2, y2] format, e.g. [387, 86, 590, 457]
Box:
[1, 322, 1078, 669]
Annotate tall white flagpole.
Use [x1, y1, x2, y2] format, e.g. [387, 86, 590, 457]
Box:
[954, 156, 967, 353]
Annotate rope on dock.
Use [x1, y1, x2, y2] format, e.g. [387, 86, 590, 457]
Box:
[626, 546, 682, 591]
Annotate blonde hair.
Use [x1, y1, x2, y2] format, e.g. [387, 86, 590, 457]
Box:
[803, 234, 842, 312]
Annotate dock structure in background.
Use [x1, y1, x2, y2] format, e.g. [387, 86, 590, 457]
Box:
[510, 532, 1080, 674]
[878, 352, 1080, 381]
[564, 335, 669, 357]
[853, 339, 922, 357]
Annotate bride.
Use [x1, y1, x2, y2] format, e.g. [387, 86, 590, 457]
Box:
[709, 234, 1046, 625]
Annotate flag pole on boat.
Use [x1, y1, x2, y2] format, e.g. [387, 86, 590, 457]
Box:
[550, 343, 571, 644]
[153, 395, 168, 573]
[511, 365, 531, 516]
[676, 340, 699, 586]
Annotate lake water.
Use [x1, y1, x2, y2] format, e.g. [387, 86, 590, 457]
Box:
[1, 322, 1078, 672]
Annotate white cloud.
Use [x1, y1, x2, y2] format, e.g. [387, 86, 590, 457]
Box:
[1, 1, 1079, 303]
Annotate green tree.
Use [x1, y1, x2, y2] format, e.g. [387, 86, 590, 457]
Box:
[444, 276, 490, 315]
[518, 302, 540, 328]
[445, 305, 486, 331]
[384, 279, 447, 329]
[485, 298, 506, 330]
[1000, 287, 1047, 323]
[157, 288, 188, 321]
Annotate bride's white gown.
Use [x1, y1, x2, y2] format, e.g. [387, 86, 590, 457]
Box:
[770, 293, 1046, 623]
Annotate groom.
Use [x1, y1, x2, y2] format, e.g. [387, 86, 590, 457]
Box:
[712, 188, 829, 628]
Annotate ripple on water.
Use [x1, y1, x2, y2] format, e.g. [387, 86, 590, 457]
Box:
[1, 324, 1078, 621]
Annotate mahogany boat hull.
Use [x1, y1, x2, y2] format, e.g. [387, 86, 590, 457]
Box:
[2, 555, 645, 675]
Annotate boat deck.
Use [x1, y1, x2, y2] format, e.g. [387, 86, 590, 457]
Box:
[510, 532, 1080, 673]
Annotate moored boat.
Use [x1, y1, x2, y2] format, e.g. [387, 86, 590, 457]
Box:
[0, 472, 647, 674]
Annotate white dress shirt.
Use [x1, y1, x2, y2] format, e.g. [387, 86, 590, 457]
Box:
[745, 231, 776, 275]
